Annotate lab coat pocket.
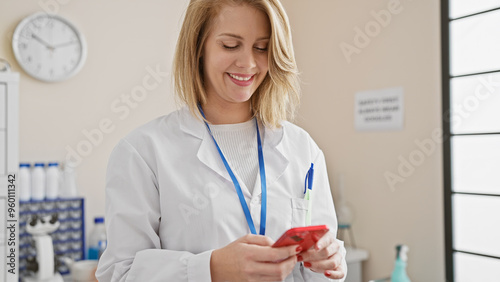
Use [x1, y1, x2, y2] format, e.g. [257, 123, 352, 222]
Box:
[291, 198, 309, 227]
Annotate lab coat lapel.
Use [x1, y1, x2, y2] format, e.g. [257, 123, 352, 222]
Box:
[197, 132, 235, 184]
[178, 107, 250, 195]
[251, 122, 289, 199]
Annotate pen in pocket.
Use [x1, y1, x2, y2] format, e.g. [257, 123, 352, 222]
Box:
[304, 163, 314, 225]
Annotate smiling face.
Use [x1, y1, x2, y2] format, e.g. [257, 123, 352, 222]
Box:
[202, 4, 271, 116]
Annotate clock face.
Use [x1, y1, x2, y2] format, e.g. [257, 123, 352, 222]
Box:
[12, 12, 87, 82]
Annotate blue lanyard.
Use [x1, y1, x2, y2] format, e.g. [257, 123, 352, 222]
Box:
[198, 105, 267, 235]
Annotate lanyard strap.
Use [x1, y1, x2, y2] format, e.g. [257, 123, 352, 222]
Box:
[198, 105, 267, 235]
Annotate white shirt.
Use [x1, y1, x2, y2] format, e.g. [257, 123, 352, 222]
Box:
[210, 118, 258, 194]
[96, 107, 347, 282]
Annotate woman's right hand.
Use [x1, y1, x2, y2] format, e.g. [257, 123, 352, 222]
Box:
[210, 234, 301, 282]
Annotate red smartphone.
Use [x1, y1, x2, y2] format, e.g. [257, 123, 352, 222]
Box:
[272, 225, 329, 251]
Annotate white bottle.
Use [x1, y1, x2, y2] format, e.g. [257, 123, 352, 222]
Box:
[88, 217, 107, 260]
[31, 162, 46, 201]
[46, 162, 60, 200]
[60, 161, 78, 198]
[19, 163, 32, 202]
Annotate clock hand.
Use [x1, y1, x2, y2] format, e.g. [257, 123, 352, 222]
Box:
[31, 34, 55, 51]
[53, 40, 78, 49]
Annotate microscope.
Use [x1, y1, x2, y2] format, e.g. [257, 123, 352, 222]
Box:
[24, 214, 63, 282]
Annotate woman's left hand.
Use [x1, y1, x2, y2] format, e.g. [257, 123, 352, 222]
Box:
[297, 231, 346, 279]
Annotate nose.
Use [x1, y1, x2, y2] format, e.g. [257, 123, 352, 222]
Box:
[235, 48, 257, 69]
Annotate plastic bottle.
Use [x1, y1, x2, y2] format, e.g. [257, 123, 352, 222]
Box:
[31, 163, 46, 201]
[46, 162, 60, 200]
[19, 163, 32, 202]
[391, 244, 411, 282]
[88, 217, 107, 260]
[59, 161, 78, 198]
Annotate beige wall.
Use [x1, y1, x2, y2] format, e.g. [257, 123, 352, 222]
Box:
[0, 0, 187, 254]
[1, 0, 444, 280]
[284, 0, 444, 280]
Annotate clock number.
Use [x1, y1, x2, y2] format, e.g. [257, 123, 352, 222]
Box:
[20, 29, 32, 41]
[35, 15, 48, 28]
[19, 42, 27, 50]
[31, 18, 43, 30]
[46, 18, 54, 29]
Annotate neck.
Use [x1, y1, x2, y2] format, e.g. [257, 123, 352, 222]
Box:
[201, 100, 253, 125]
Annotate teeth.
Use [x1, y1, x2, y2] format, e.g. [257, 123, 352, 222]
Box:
[228, 73, 252, 81]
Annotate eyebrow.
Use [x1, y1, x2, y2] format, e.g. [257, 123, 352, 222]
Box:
[217, 33, 270, 41]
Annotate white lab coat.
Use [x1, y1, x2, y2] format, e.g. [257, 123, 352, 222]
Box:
[96, 107, 347, 282]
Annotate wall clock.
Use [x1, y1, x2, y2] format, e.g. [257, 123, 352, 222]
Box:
[12, 12, 87, 82]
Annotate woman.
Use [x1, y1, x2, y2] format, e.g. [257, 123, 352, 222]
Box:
[96, 0, 346, 281]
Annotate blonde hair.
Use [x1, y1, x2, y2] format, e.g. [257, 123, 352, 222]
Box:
[173, 0, 300, 128]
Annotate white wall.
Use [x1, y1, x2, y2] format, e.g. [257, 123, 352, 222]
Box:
[1, 0, 445, 280]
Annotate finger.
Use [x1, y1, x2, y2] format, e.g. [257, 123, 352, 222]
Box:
[299, 240, 338, 262]
[299, 246, 329, 262]
[253, 244, 302, 262]
[241, 234, 275, 246]
[324, 264, 346, 279]
[252, 252, 297, 280]
[303, 252, 342, 272]
[314, 231, 336, 251]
